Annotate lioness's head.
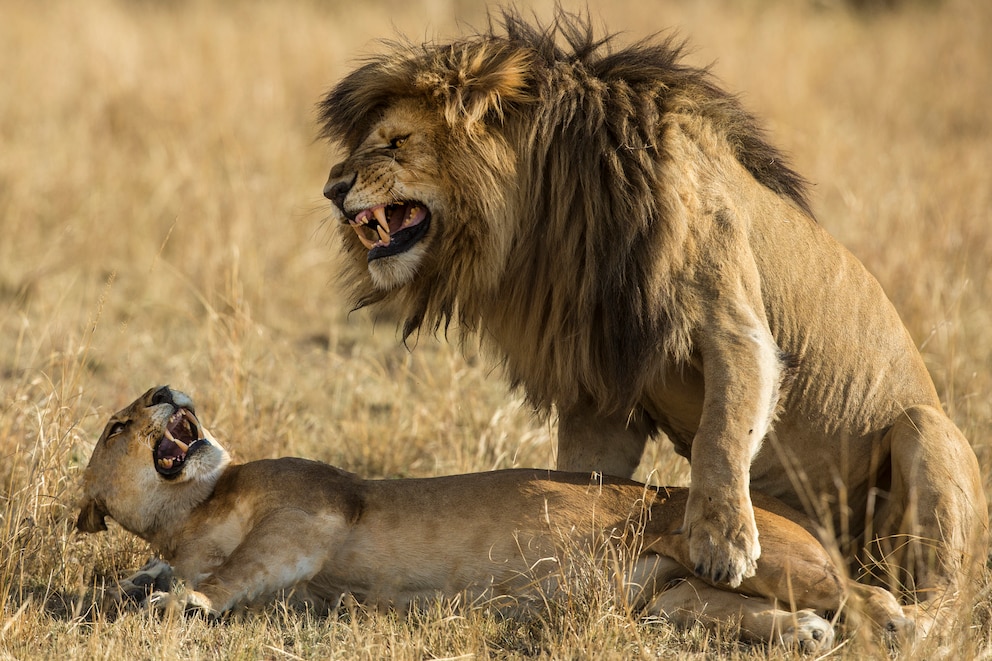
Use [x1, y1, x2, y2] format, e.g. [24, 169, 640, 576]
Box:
[76, 386, 229, 538]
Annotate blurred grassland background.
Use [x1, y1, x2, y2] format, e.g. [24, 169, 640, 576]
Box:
[1, 0, 990, 658]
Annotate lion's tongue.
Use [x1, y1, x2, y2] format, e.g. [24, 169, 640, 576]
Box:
[388, 204, 427, 234]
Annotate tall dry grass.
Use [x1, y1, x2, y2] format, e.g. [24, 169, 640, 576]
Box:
[1, 0, 989, 658]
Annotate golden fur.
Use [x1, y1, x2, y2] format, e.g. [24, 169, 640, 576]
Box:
[77, 387, 911, 649]
[318, 10, 988, 628]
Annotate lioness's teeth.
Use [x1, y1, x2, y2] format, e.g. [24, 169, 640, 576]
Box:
[163, 428, 190, 453]
[158, 458, 174, 469]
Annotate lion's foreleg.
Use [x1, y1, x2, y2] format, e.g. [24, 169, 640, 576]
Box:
[683, 315, 784, 588]
[557, 399, 653, 478]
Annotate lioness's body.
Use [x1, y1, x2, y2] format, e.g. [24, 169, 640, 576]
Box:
[318, 10, 987, 625]
[77, 387, 909, 649]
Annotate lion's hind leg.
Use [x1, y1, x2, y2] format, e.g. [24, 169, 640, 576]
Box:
[872, 405, 989, 634]
[645, 577, 835, 652]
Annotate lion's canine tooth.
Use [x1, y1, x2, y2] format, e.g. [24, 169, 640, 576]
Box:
[375, 225, 389, 246]
[372, 206, 388, 231]
[376, 224, 390, 245]
[353, 228, 376, 250]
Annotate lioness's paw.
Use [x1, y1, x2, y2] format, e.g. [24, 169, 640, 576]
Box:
[144, 589, 218, 619]
[100, 557, 175, 614]
[684, 497, 759, 587]
[118, 557, 174, 601]
[779, 610, 834, 653]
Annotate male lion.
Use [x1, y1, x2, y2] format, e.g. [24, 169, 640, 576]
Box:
[77, 386, 910, 648]
[317, 11, 987, 629]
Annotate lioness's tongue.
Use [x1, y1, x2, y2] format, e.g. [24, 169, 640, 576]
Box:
[159, 436, 184, 456]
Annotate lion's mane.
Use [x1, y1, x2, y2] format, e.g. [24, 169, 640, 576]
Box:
[318, 10, 811, 415]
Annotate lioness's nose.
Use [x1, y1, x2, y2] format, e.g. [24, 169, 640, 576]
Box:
[151, 386, 174, 407]
[323, 166, 355, 213]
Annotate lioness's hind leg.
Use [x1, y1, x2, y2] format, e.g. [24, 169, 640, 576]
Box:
[874, 405, 988, 627]
[846, 582, 916, 644]
[646, 578, 834, 651]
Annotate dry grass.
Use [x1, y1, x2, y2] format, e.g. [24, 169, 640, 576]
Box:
[1, 0, 990, 658]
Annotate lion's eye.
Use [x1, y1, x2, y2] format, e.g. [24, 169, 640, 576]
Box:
[387, 135, 409, 149]
[106, 421, 128, 439]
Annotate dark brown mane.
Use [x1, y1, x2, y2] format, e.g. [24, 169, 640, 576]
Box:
[319, 9, 812, 217]
[318, 9, 814, 414]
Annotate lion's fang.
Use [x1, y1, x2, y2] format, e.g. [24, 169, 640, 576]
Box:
[376, 224, 390, 245]
[372, 206, 388, 232]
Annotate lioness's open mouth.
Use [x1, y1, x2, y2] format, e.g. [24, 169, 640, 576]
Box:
[347, 201, 431, 261]
[154, 407, 208, 479]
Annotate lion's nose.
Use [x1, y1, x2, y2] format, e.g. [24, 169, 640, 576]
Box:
[323, 168, 355, 213]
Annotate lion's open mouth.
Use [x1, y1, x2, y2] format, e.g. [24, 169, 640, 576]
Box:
[154, 408, 208, 479]
[347, 202, 431, 261]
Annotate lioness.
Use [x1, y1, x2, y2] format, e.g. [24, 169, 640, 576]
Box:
[317, 9, 987, 625]
[76, 386, 909, 648]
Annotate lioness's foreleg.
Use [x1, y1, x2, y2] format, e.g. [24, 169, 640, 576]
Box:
[182, 514, 341, 615]
[683, 313, 784, 587]
[646, 577, 834, 652]
[557, 399, 652, 478]
[872, 405, 988, 633]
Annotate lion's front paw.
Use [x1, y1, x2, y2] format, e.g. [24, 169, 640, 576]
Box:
[684, 495, 759, 588]
[779, 610, 834, 653]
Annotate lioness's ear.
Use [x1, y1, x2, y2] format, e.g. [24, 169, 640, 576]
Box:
[76, 498, 109, 533]
[432, 47, 533, 129]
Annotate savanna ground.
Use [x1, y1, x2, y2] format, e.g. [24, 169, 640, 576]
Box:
[1, 0, 990, 658]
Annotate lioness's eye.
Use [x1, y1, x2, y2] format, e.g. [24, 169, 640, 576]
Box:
[388, 135, 409, 149]
[107, 421, 128, 438]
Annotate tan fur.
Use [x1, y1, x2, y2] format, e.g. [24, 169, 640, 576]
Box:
[317, 9, 988, 621]
[77, 387, 910, 648]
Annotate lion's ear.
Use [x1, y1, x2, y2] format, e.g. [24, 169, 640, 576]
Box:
[76, 497, 109, 533]
[439, 47, 533, 129]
